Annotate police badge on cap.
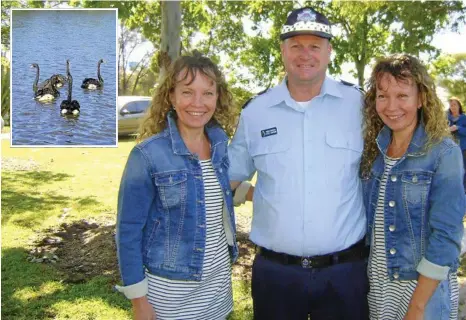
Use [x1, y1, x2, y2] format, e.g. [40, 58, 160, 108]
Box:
[280, 7, 333, 40]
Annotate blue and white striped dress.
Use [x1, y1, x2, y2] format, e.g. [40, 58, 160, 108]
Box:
[146, 159, 233, 320]
[368, 157, 459, 320]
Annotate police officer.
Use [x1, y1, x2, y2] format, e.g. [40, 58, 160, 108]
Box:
[229, 7, 369, 320]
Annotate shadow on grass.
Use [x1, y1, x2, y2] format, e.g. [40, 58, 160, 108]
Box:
[1, 245, 129, 319]
[1, 170, 105, 227]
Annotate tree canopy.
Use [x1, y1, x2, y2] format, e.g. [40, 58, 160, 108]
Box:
[1, 0, 465, 106]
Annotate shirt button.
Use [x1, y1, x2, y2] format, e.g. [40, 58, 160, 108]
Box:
[412, 176, 418, 183]
[390, 175, 397, 182]
[390, 248, 396, 255]
[389, 200, 395, 207]
[389, 225, 396, 232]
[393, 272, 399, 279]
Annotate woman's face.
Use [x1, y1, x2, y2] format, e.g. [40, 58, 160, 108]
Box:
[449, 100, 460, 115]
[375, 73, 421, 136]
[170, 69, 218, 133]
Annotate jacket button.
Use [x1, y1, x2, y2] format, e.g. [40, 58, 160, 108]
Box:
[412, 176, 418, 183]
[219, 168, 223, 173]
[393, 272, 399, 279]
[389, 225, 396, 232]
[389, 200, 395, 207]
[226, 190, 230, 195]
[390, 248, 396, 255]
[390, 175, 397, 182]
[195, 248, 204, 252]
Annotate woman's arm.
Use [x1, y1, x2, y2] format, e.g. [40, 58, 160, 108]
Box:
[404, 275, 439, 319]
[409, 144, 465, 317]
[116, 146, 156, 295]
[132, 296, 157, 320]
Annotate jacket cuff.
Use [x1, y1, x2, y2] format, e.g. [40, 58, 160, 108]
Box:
[115, 277, 148, 299]
[416, 257, 449, 281]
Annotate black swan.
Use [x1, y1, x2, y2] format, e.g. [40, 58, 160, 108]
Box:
[60, 60, 80, 115]
[81, 59, 105, 90]
[31, 64, 60, 102]
[30, 63, 66, 92]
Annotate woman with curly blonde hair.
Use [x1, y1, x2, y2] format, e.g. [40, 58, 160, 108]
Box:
[116, 52, 239, 320]
[360, 54, 465, 320]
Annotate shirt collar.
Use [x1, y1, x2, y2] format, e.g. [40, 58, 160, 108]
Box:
[269, 76, 343, 108]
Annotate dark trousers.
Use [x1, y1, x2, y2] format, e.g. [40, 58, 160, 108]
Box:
[251, 253, 369, 320]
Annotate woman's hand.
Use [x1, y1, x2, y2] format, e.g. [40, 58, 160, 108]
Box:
[131, 296, 156, 320]
[449, 125, 458, 132]
[403, 305, 424, 320]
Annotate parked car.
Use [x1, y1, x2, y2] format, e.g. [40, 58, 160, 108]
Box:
[118, 96, 152, 136]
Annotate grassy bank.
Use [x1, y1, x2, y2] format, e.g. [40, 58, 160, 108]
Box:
[2, 131, 464, 319]
[1, 136, 253, 319]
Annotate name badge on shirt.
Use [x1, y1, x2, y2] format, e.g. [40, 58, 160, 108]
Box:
[261, 127, 278, 138]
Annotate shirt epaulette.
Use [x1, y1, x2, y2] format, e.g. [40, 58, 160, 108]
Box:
[242, 88, 270, 109]
[340, 79, 365, 94]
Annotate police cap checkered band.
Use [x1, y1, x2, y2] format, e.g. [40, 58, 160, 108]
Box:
[280, 7, 332, 40]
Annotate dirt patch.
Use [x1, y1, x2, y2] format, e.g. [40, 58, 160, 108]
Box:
[28, 218, 119, 284]
[28, 216, 256, 284]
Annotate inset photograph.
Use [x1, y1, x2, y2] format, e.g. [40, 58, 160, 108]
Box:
[11, 9, 117, 146]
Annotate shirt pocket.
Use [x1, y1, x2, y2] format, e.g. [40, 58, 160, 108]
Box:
[325, 130, 363, 166]
[249, 137, 290, 172]
[153, 171, 188, 209]
[401, 172, 432, 206]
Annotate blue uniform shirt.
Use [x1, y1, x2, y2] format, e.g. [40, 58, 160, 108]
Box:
[228, 76, 366, 256]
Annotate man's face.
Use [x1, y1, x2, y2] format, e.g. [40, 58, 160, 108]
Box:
[280, 34, 331, 86]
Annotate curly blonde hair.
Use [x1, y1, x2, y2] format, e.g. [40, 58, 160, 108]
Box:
[360, 54, 450, 178]
[137, 52, 237, 142]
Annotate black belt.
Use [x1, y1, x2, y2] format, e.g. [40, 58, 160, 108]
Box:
[257, 238, 369, 269]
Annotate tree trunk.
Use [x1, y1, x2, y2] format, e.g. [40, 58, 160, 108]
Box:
[355, 60, 365, 88]
[159, 1, 181, 81]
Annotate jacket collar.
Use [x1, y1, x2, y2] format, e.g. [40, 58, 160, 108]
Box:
[166, 111, 228, 163]
[376, 121, 428, 158]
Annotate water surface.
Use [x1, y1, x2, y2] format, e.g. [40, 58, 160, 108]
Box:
[11, 9, 117, 146]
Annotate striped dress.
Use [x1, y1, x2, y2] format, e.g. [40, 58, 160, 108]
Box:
[368, 157, 459, 320]
[146, 159, 233, 320]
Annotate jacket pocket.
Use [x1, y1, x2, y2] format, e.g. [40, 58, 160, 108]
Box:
[401, 172, 432, 205]
[153, 171, 188, 209]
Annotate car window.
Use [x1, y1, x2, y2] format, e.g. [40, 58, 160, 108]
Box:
[123, 100, 150, 114]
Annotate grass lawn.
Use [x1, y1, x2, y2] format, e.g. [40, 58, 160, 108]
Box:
[1, 132, 253, 320]
[2, 126, 464, 319]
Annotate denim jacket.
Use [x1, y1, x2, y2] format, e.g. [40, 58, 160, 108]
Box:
[362, 123, 465, 281]
[115, 113, 238, 298]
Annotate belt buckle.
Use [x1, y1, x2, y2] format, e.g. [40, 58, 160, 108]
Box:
[301, 257, 312, 268]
